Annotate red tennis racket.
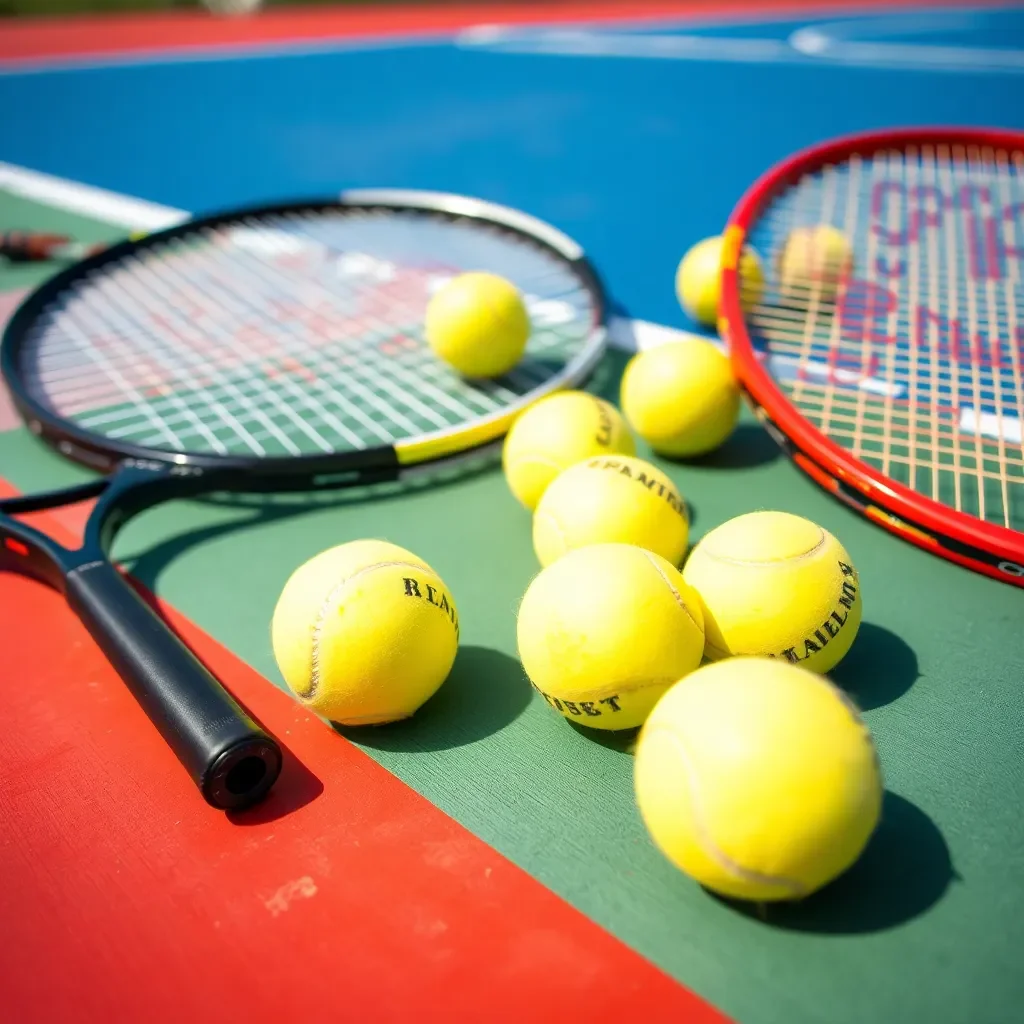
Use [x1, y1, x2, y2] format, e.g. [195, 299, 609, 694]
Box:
[720, 127, 1024, 587]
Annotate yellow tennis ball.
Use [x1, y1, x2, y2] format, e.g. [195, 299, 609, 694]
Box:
[620, 339, 740, 457]
[425, 271, 530, 378]
[675, 235, 764, 328]
[777, 225, 854, 304]
[682, 511, 861, 673]
[517, 543, 705, 731]
[634, 657, 882, 902]
[271, 539, 459, 725]
[502, 391, 635, 510]
[533, 454, 688, 568]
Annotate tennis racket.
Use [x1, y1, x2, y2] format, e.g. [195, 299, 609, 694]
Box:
[0, 190, 607, 809]
[719, 127, 1024, 587]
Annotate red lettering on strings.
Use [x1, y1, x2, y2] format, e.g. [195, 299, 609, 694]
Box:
[915, 305, 971, 363]
[908, 185, 945, 241]
[1001, 201, 1024, 261]
[871, 181, 908, 245]
[838, 280, 897, 346]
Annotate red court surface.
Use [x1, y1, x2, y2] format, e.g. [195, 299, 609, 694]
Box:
[0, 482, 726, 1024]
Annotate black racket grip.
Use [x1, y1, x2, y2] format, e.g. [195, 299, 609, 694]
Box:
[65, 560, 281, 810]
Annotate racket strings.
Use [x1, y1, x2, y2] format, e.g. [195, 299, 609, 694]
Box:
[744, 144, 1024, 531]
[20, 209, 599, 458]
[41, 215, 577, 448]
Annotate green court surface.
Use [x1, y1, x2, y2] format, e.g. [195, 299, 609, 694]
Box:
[2, 181, 1023, 1024]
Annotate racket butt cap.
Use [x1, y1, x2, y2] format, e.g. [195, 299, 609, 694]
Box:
[204, 736, 282, 810]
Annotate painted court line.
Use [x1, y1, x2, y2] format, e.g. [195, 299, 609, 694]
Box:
[459, 4, 1024, 73]
[0, 32, 449, 77]
[0, 162, 186, 231]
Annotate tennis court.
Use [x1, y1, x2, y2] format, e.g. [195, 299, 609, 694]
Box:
[1, 3, 1023, 1022]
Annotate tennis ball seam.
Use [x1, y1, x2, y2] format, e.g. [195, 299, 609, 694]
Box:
[644, 722, 810, 899]
[774, 675, 884, 836]
[533, 508, 568, 561]
[642, 550, 702, 632]
[701, 575, 859, 662]
[303, 558, 437, 702]
[703, 638, 730, 661]
[697, 529, 827, 566]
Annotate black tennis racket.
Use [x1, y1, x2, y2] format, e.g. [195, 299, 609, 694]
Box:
[0, 190, 607, 810]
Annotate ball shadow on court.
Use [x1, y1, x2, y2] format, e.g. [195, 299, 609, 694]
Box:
[675, 422, 782, 470]
[334, 645, 531, 753]
[566, 719, 639, 755]
[831, 621, 919, 710]
[713, 791, 955, 934]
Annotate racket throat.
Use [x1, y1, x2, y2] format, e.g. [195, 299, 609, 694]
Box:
[0, 515, 70, 591]
[83, 464, 209, 557]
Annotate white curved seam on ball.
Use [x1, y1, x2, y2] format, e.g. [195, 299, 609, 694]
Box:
[702, 640, 730, 660]
[642, 549, 701, 631]
[651, 724, 808, 897]
[819, 677, 882, 783]
[698, 529, 828, 566]
[533, 508, 567, 560]
[304, 559, 432, 701]
[702, 580, 856, 661]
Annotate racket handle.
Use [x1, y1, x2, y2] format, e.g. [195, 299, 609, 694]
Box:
[65, 560, 282, 810]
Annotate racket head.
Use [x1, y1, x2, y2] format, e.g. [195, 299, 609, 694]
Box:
[1, 191, 606, 481]
[720, 127, 1024, 584]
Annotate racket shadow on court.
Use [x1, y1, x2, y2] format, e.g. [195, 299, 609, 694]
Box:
[334, 646, 532, 752]
[713, 791, 956, 934]
[119, 446, 503, 592]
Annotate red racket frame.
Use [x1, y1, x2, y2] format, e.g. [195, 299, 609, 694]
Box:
[719, 127, 1024, 587]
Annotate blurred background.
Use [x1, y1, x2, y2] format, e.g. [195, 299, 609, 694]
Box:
[2, 1, 412, 17]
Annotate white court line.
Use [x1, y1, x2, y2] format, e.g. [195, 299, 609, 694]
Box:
[0, 162, 186, 231]
[458, 5, 1024, 74]
[0, 34, 454, 77]
[459, 30, 794, 62]
[607, 316, 721, 353]
[961, 406, 1024, 445]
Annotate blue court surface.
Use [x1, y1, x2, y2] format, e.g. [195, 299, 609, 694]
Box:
[4, 3, 1024, 335]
